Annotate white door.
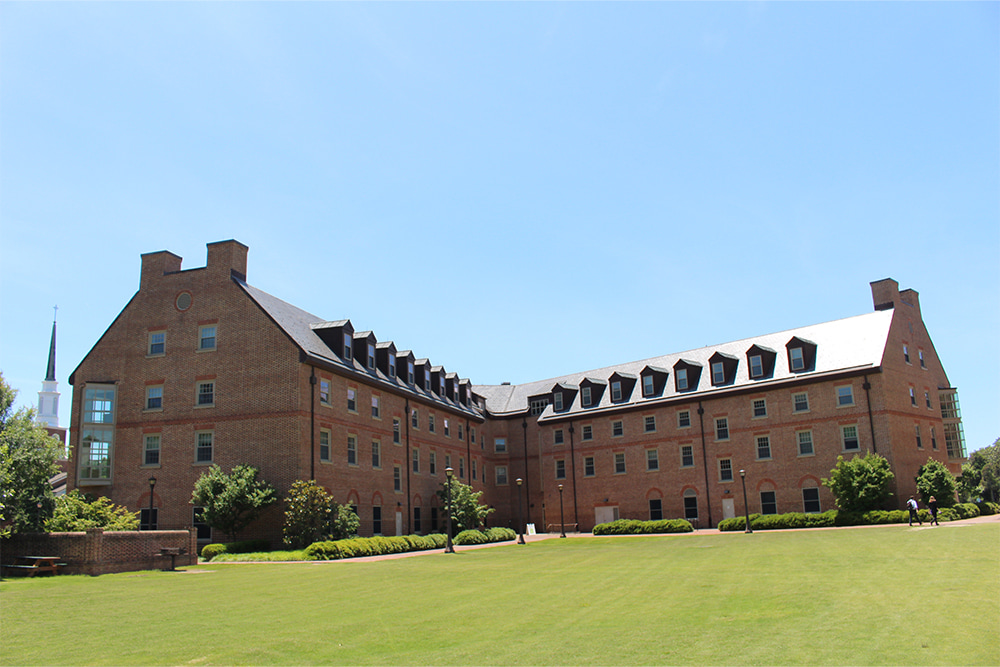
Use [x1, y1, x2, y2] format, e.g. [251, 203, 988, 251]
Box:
[594, 506, 619, 526]
[395, 511, 403, 536]
[722, 498, 736, 520]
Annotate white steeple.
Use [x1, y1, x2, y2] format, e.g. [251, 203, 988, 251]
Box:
[37, 307, 60, 428]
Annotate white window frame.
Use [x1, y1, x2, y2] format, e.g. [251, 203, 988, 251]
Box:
[676, 368, 688, 391]
[756, 435, 771, 460]
[582, 425, 593, 441]
[144, 434, 160, 466]
[372, 440, 381, 469]
[196, 381, 215, 407]
[644, 415, 656, 433]
[319, 379, 331, 405]
[614, 452, 626, 474]
[642, 374, 655, 396]
[347, 388, 357, 412]
[494, 437, 506, 453]
[554, 429, 564, 445]
[198, 325, 217, 351]
[611, 381, 622, 402]
[797, 430, 814, 457]
[584, 456, 595, 477]
[371, 395, 380, 419]
[678, 410, 691, 428]
[752, 398, 767, 418]
[680, 445, 694, 468]
[581, 386, 592, 407]
[196, 431, 213, 463]
[148, 331, 165, 356]
[842, 425, 860, 451]
[319, 429, 331, 463]
[146, 385, 163, 411]
[749, 354, 763, 378]
[646, 449, 659, 471]
[719, 458, 733, 482]
[612, 420, 624, 437]
[715, 417, 729, 441]
[836, 385, 854, 407]
[555, 459, 566, 480]
[553, 392, 563, 411]
[792, 392, 809, 413]
[789, 347, 805, 371]
[347, 434, 358, 466]
[711, 362, 726, 385]
[495, 465, 508, 486]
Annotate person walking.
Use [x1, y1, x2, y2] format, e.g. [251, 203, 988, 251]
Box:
[928, 496, 940, 526]
[907, 496, 922, 526]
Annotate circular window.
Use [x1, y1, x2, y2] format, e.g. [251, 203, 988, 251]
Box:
[175, 292, 192, 311]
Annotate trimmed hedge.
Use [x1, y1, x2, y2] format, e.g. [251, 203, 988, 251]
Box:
[454, 527, 516, 545]
[975, 501, 1000, 516]
[200, 539, 271, 561]
[304, 533, 447, 560]
[593, 519, 693, 535]
[717, 504, 984, 532]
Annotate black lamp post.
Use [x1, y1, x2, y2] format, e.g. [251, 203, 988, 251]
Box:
[739, 469, 753, 534]
[515, 478, 525, 544]
[558, 484, 566, 538]
[444, 467, 455, 553]
[147, 475, 157, 531]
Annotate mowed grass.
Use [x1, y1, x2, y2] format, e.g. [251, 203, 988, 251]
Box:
[2, 523, 997, 666]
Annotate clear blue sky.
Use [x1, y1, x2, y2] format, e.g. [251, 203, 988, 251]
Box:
[1, 3, 997, 454]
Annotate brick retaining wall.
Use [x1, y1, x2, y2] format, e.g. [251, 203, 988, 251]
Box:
[2, 529, 197, 576]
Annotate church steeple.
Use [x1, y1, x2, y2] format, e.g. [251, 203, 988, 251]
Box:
[38, 307, 60, 428]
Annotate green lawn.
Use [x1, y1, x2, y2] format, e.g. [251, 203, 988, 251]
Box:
[2, 523, 997, 666]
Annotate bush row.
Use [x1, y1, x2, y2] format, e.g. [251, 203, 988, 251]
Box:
[200, 539, 271, 561]
[454, 527, 517, 545]
[975, 501, 1000, 516]
[717, 504, 986, 532]
[593, 519, 694, 535]
[304, 533, 448, 560]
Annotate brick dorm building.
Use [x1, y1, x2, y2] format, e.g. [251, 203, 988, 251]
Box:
[67, 240, 968, 544]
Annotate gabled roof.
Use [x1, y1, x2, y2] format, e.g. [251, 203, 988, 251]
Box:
[473, 309, 895, 418]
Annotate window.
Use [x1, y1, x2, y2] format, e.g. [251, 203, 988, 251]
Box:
[80, 386, 115, 480]
[529, 398, 550, 415]
[373, 506, 382, 534]
[614, 452, 626, 474]
[388, 357, 396, 378]
[644, 416, 656, 433]
[802, 488, 821, 513]
[944, 422, 966, 458]
[429, 415, 436, 433]
[918, 350, 926, 369]
[197, 382, 214, 406]
[752, 399, 767, 418]
[444, 419, 450, 437]
[407, 361, 414, 384]
[925, 392, 932, 409]
[371, 396, 380, 419]
[319, 380, 330, 405]
[146, 386, 163, 410]
[411, 409, 419, 428]
[749, 355, 763, 378]
[646, 449, 659, 471]
[430, 507, 439, 531]
[789, 347, 805, 371]
[760, 491, 777, 515]
[903, 344, 910, 364]
[199, 325, 216, 350]
[347, 435, 357, 465]
[471, 428, 476, 444]
[931, 427, 938, 451]
[680, 445, 694, 468]
[412, 448, 420, 474]
[144, 434, 160, 466]
[393, 465, 401, 492]
[139, 508, 158, 531]
[555, 459, 566, 479]
[719, 458, 733, 482]
[612, 420, 624, 437]
[581, 386, 592, 407]
[445, 454, 451, 469]
[393, 419, 401, 444]
[196, 431, 213, 463]
[711, 362, 726, 385]
[347, 388, 357, 412]
[343, 333, 352, 360]
[837, 385, 854, 406]
[458, 424, 463, 441]
[413, 507, 421, 533]
[554, 429, 564, 445]
[430, 452, 437, 475]
[642, 374, 655, 396]
[459, 457, 465, 478]
[793, 392, 809, 413]
[494, 437, 506, 453]
[915, 425, 923, 449]
[715, 417, 729, 441]
[584, 456, 595, 477]
[756, 435, 771, 460]
[684, 493, 698, 521]
[472, 459, 477, 480]
[649, 499, 663, 521]
[319, 430, 331, 462]
[148, 332, 165, 356]
[582, 425, 593, 441]
[611, 381, 622, 402]
[678, 410, 691, 428]
[676, 368, 688, 391]
[372, 441, 381, 468]
[797, 431, 814, 456]
[367, 343, 376, 370]
[193, 507, 211, 541]
[553, 392, 563, 411]
[495, 465, 508, 485]
[909, 388, 917, 407]
[842, 425, 859, 451]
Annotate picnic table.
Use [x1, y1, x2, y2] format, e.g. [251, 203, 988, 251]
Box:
[159, 546, 186, 571]
[3, 556, 65, 577]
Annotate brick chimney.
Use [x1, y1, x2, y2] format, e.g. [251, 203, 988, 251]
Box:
[870, 278, 900, 311]
[140, 250, 183, 290]
[206, 240, 248, 282]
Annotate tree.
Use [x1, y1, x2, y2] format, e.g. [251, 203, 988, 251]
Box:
[282, 480, 359, 549]
[0, 372, 63, 536]
[916, 458, 958, 507]
[190, 465, 277, 542]
[958, 439, 1000, 503]
[46, 490, 139, 531]
[822, 452, 895, 513]
[436, 477, 494, 532]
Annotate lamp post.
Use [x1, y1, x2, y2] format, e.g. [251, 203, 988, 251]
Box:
[739, 469, 753, 534]
[147, 475, 157, 531]
[444, 467, 455, 553]
[558, 484, 566, 538]
[516, 478, 525, 544]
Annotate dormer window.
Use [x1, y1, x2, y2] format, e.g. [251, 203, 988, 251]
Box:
[343, 334, 352, 361]
[388, 357, 396, 378]
[673, 359, 702, 392]
[582, 386, 592, 407]
[553, 392, 563, 411]
[642, 375, 654, 396]
[607, 372, 636, 404]
[611, 381, 622, 402]
[425, 376, 431, 392]
[708, 352, 738, 386]
[749, 355, 763, 378]
[367, 344, 376, 370]
[746, 345, 777, 380]
[786, 337, 817, 373]
[711, 362, 725, 385]
[408, 361, 415, 384]
[677, 368, 688, 391]
[790, 347, 804, 371]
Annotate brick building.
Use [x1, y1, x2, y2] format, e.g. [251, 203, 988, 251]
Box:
[67, 241, 967, 542]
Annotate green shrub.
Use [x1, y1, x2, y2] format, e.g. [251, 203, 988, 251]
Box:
[304, 532, 451, 561]
[593, 518, 693, 535]
[212, 550, 308, 562]
[199, 539, 270, 561]
[454, 529, 487, 545]
[200, 543, 227, 561]
[951, 503, 980, 520]
[975, 501, 1000, 516]
[484, 527, 516, 542]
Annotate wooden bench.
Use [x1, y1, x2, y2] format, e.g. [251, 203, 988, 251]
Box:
[159, 547, 187, 571]
[3, 556, 65, 577]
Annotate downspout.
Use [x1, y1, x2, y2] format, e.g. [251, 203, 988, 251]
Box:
[405, 398, 411, 535]
[466, 417, 472, 485]
[309, 368, 317, 480]
[568, 422, 579, 526]
[521, 417, 531, 525]
[863, 375, 877, 454]
[698, 402, 713, 528]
